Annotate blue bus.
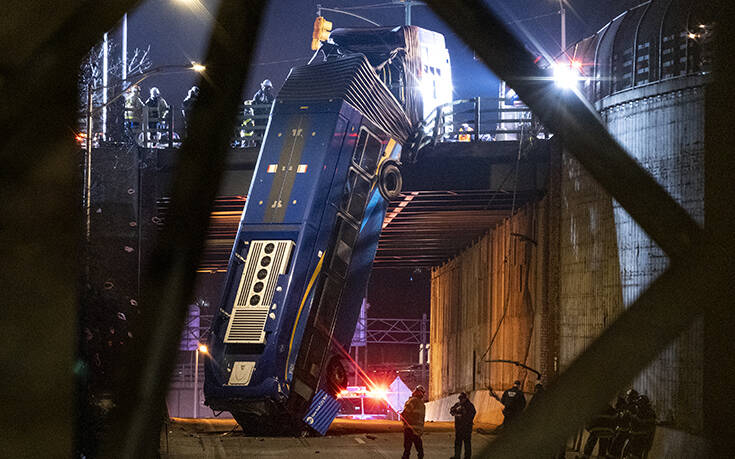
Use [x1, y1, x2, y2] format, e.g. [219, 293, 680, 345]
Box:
[204, 25, 451, 435]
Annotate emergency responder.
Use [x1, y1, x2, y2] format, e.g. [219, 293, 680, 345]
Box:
[450, 392, 476, 459]
[253, 78, 275, 105]
[181, 85, 199, 132]
[609, 388, 640, 457]
[252, 79, 275, 132]
[238, 100, 256, 147]
[123, 84, 144, 138]
[144, 87, 169, 144]
[581, 403, 617, 458]
[401, 385, 425, 459]
[625, 395, 656, 458]
[458, 123, 474, 142]
[500, 380, 526, 428]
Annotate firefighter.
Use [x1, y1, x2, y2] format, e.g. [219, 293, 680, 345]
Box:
[458, 123, 474, 142]
[253, 79, 275, 105]
[500, 380, 526, 427]
[625, 395, 656, 458]
[450, 392, 476, 459]
[181, 85, 199, 132]
[123, 84, 144, 137]
[609, 388, 640, 457]
[581, 403, 617, 458]
[401, 385, 426, 459]
[144, 87, 169, 143]
[252, 79, 274, 131]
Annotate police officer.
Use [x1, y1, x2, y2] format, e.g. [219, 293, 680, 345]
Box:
[500, 380, 526, 427]
[401, 385, 426, 459]
[450, 392, 476, 459]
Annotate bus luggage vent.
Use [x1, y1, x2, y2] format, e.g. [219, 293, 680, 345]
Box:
[225, 307, 270, 343]
[224, 240, 294, 344]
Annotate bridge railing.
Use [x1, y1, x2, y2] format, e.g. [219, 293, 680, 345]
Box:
[79, 102, 273, 150]
[414, 96, 548, 151]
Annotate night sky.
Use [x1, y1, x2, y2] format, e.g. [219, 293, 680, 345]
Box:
[124, 0, 642, 109]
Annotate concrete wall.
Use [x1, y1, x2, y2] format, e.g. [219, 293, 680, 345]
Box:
[600, 77, 706, 432]
[429, 202, 550, 400]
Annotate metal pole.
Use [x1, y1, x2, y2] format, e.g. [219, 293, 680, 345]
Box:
[122, 13, 128, 82]
[102, 32, 108, 140]
[474, 97, 481, 141]
[559, 0, 566, 53]
[405, 1, 411, 25]
[85, 83, 93, 242]
[194, 349, 199, 418]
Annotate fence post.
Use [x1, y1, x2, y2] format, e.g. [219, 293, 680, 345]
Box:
[474, 96, 481, 141]
[432, 105, 442, 147]
[168, 108, 174, 148]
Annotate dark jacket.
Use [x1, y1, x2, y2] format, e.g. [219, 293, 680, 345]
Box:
[586, 404, 617, 437]
[450, 398, 476, 432]
[500, 386, 526, 416]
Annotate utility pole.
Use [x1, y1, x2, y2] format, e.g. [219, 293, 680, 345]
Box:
[85, 83, 93, 242]
[559, 0, 566, 53]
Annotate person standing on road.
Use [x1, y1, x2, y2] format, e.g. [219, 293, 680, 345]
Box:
[401, 385, 426, 459]
[500, 380, 526, 428]
[450, 392, 476, 459]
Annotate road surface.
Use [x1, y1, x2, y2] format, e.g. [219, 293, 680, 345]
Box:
[161, 418, 499, 458]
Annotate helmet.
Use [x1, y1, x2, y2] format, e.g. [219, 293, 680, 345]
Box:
[189, 85, 200, 96]
[261, 79, 273, 89]
[625, 388, 639, 402]
[150, 87, 160, 98]
[458, 391, 468, 399]
[414, 385, 425, 395]
[637, 395, 650, 406]
[513, 380, 521, 386]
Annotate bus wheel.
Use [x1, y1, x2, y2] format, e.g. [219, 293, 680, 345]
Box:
[378, 161, 402, 200]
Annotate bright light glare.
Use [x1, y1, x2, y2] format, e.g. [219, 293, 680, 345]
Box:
[369, 386, 388, 399]
[198, 344, 208, 354]
[552, 62, 579, 90]
[191, 62, 206, 72]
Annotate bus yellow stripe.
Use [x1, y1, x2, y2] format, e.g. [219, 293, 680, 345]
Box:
[285, 253, 325, 383]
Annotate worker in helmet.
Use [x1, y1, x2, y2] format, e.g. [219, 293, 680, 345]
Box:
[252, 79, 275, 132]
[181, 85, 200, 133]
[458, 122, 474, 142]
[123, 84, 144, 138]
[253, 79, 275, 105]
[144, 87, 169, 145]
[401, 385, 426, 459]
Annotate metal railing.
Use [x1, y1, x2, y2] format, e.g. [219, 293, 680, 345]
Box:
[81, 102, 272, 149]
[413, 96, 549, 152]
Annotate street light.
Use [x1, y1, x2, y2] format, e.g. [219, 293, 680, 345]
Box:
[194, 343, 208, 418]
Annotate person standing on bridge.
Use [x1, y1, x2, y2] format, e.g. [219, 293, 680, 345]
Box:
[450, 392, 476, 459]
[401, 385, 426, 459]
